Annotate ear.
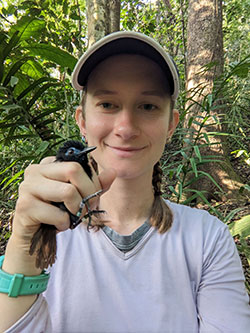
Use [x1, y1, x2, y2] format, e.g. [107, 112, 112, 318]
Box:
[75, 106, 86, 136]
[167, 109, 179, 139]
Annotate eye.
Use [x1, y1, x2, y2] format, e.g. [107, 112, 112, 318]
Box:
[100, 102, 116, 109]
[66, 148, 75, 156]
[139, 104, 158, 111]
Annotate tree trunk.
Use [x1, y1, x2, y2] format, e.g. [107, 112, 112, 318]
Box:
[86, 0, 120, 47]
[185, 0, 244, 202]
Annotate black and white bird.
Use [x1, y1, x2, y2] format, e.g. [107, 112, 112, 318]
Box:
[29, 140, 104, 269]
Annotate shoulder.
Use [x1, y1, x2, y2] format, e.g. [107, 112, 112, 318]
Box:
[166, 199, 226, 234]
[161, 201, 238, 278]
[163, 200, 232, 258]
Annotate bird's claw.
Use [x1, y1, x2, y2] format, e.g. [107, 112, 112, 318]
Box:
[70, 189, 104, 230]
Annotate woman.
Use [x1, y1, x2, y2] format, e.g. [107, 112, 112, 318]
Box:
[0, 31, 249, 332]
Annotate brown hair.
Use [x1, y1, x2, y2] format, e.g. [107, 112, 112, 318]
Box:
[149, 162, 173, 233]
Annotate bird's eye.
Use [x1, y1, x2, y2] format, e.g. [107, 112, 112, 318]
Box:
[66, 148, 75, 155]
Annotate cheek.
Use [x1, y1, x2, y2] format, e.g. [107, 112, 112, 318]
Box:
[85, 114, 110, 144]
[150, 117, 170, 142]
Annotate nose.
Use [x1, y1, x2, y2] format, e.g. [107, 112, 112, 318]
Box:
[114, 109, 140, 140]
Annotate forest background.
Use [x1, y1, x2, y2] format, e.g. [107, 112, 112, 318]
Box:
[0, 0, 249, 293]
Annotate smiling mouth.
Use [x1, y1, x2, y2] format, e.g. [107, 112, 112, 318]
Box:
[105, 144, 146, 152]
[104, 144, 147, 157]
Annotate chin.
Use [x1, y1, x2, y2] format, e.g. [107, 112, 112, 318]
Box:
[113, 165, 153, 181]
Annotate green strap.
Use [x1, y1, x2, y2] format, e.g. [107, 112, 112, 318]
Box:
[0, 255, 50, 297]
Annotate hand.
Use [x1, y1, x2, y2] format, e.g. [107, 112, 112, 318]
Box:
[8, 157, 116, 261]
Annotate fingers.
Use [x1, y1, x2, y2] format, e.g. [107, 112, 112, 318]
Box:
[40, 156, 56, 165]
[14, 194, 70, 240]
[20, 175, 83, 215]
[38, 161, 97, 199]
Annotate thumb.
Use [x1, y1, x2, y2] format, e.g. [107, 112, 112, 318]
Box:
[98, 169, 117, 193]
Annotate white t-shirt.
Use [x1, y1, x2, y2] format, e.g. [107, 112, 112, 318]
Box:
[6, 201, 250, 332]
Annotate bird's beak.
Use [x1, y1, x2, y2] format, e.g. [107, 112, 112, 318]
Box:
[79, 146, 96, 156]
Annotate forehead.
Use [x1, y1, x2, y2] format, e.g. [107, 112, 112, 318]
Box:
[86, 54, 170, 93]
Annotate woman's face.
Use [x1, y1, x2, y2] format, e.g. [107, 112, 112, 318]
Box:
[76, 54, 179, 180]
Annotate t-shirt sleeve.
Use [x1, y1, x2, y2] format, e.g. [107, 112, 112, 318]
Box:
[5, 294, 52, 333]
[197, 222, 250, 332]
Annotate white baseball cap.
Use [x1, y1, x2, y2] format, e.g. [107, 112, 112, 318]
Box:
[72, 31, 179, 101]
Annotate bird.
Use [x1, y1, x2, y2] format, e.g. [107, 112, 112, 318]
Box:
[29, 140, 104, 270]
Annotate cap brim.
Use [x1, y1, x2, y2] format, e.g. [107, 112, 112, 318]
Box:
[71, 31, 179, 101]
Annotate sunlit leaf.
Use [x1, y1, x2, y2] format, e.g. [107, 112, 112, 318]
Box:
[229, 215, 250, 238]
[21, 59, 44, 79]
[9, 16, 46, 41]
[24, 44, 77, 72]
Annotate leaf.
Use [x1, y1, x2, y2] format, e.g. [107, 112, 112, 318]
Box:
[190, 157, 198, 177]
[70, 13, 81, 20]
[232, 62, 249, 78]
[198, 170, 223, 192]
[0, 161, 17, 175]
[9, 17, 46, 41]
[181, 151, 188, 159]
[2, 134, 37, 144]
[178, 183, 183, 199]
[0, 121, 24, 129]
[182, 189, 223, 219]
[16, 77, 55, 100]
[176, 164, 183, 177]
[188, 116, 194, 127]
[3, 56, 32, 86]
[193, 146, 202, 162]
[1, 170, 24, 190]
[13, 72, 30, 97]
[229, 215, 250, 238]
[207, 94, 213, 107]
[24, 44, 77, 71]
[10, 76, 19, 87]
[32, 105, 63, 121]
[26, 82, 61, 110]
[169, 186, 178, 196]
[63, 0, 69, 14]
[203, 132, 210, 143]
[21, 59, 45, 79]
[36, 119, 55, 127]
[2, 31, 20, 61]
[224, 208, 245, 224]
[37, 141, 50, 153]
[0, 104, 22, 111]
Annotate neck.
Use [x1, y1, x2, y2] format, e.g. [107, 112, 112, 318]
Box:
[99, 174, 154, 235]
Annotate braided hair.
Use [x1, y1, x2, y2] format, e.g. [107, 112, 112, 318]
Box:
[148, 162, 173, 233]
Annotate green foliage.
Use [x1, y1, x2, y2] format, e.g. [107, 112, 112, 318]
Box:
[0, 3, 83, 202]
[0, 0, 87, 55]
[162, 92, 226, 213]
[223, 0, 250, 63]
[229, 215, 250, 292]
[162, 57, 249, 220]
[229, 215, 250, 241]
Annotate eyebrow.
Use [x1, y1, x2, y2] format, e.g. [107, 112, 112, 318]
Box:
[93, 89, 165, 97]
[141, 90, 165, 97]
[93, 90, 117, 96]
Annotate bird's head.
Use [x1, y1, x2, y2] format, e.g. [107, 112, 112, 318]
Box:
[56, 140, 96, 163]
